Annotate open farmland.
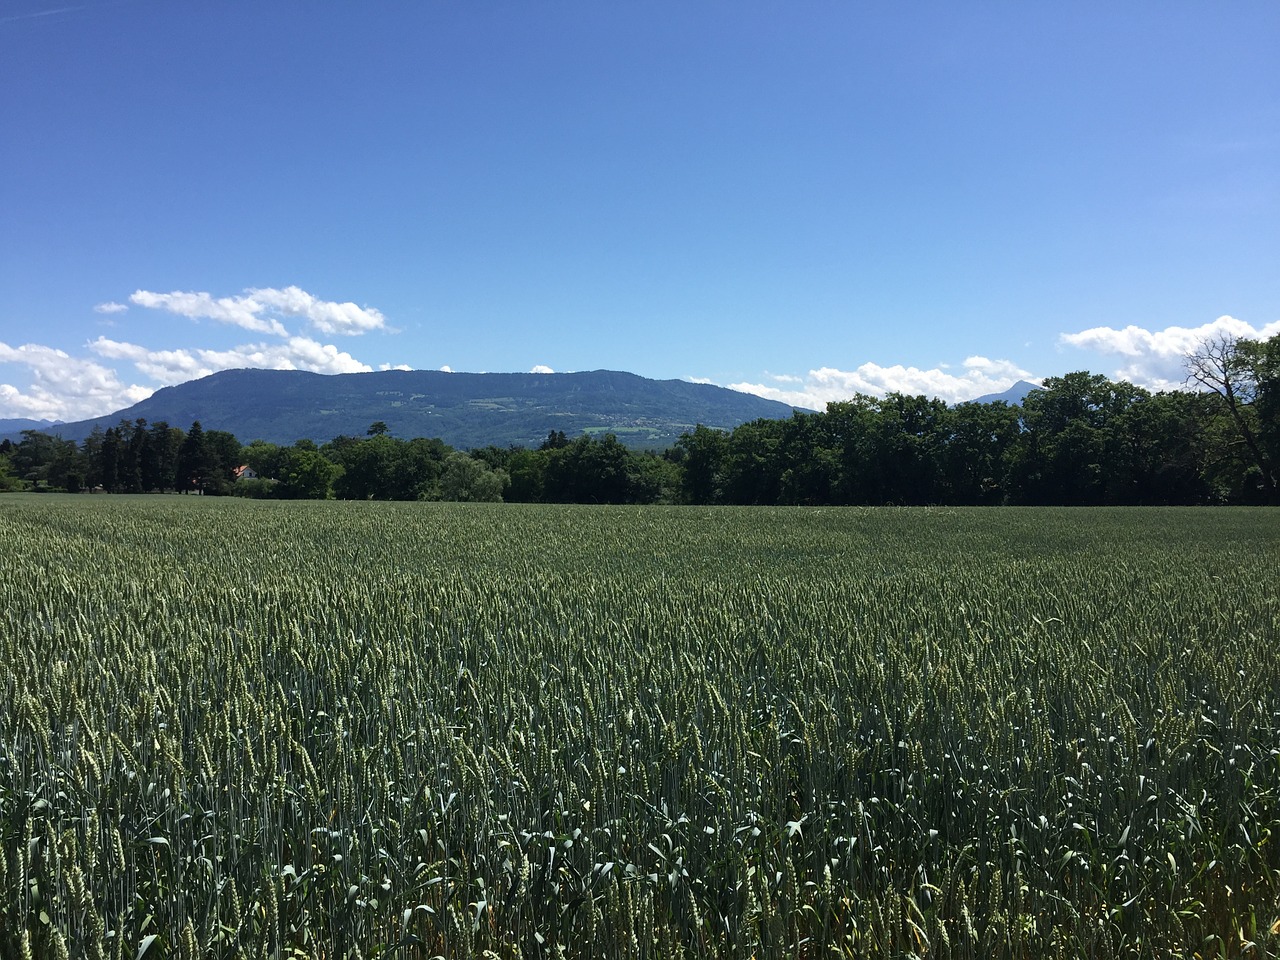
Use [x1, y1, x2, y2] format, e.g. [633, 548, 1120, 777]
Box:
[1, 497, 1278, 959]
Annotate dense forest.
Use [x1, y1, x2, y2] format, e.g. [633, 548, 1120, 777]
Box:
[3, 334, 1276, 505]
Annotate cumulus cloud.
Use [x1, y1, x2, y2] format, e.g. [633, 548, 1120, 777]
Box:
[379, 363, 412, 371]
[1059, 315, 1280, 390]
[0, 341, 152, 421]
[248, 286, 387, 335]
[439, 365, 454, 373]
[0, 284, 395, 421]
[685, 376, 716, 385]
[128, 285, 387, 337]
[728, 356, 1036, 410]
[530, 364, 554, 374]
[90, 335, 372, 385]
[130, 289, 289, 336]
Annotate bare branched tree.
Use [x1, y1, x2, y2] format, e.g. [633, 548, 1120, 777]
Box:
[1185, 334, 1275, 497]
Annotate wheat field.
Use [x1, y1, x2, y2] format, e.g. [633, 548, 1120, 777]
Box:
[1, 496, 1277, 958]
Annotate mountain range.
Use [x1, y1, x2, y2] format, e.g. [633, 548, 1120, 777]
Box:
[4, 368, 805, 449]
[0, 417, 61, 435]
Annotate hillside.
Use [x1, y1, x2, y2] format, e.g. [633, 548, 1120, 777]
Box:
[12, 368, 804, 449]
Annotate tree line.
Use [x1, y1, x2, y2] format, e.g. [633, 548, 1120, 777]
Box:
[3, 334, 1275, 505]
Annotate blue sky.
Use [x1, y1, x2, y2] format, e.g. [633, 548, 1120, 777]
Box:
[2, 1, 1278, 421]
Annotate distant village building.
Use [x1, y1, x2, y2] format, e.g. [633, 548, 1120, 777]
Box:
[233, 465, 258, 480]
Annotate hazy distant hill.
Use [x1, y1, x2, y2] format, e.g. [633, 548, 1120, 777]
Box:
[0, 417, 59, 435]
[11, 368, 804, 449]
[967, 380, 1042, 405]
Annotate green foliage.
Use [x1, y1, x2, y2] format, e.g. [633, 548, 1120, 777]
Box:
[174, 421, 213, 493]
[325, 434, 450, 500]
[1, 499, 1277, 958]
[439, 451, 507, 502]
[0, 450, 23, 491]
[278, 447, 339, 499]
[8, 429, 83, 491]
[1184, 334, 1280, 501]
[675, 423, 728, 504]
[680, 345, 1279, 506]
[230, 475, 279, 499]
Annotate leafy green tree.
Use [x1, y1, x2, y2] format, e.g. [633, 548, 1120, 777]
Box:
[720, 419, 787, 504]
[777, 412, 839, 505]
[10, 430, 83, 491]
[0, 447, 21, 491]
[439, 451, 507, 502]
[823, 397, 881, 504]
[1248, 334, 1280, 467]
[330, 434, 395, 499]
[278, 448, 339, 499]
[867, 394, 950, 504]
[241, 439, 288, 480]
[504, 448, 547, 502]
[542, 434, 633, 504]
[392, 437, 450, 500]
[943, 401, 1021, 504]
[1110, 390, 1215, 504]
[1185, 334, 1279, 502]
[674, 425, 727, 504]
[629, 451, 682, 504]
[1014, 373, 1148, 505]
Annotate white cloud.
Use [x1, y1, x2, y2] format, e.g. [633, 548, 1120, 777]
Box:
[90, 335, 373, 385]
[379, 363, 412, 371]
[0, 341, 152, 421]
[1059, 315, 1280, 389]
[685, 376, 716, 385]
[728, 355, 1035, 410]
[247, 286, 387, 335]
[439, 365, 454, 373]
[130, 289, 288, 336]
[128, 285, 388, 337]
[1, 283, 393, 420]
[530, 364, 554, 374]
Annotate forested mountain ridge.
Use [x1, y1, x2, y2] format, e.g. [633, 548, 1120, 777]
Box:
[4, 368, 802, 449]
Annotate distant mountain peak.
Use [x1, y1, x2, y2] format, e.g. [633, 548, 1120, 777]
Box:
[966, 379, 1042, 405]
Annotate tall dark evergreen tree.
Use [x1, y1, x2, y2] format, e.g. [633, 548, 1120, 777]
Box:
[175, 421, 214, 493]
[148, 421, 183, 492]
[99, 427, 122, 492]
